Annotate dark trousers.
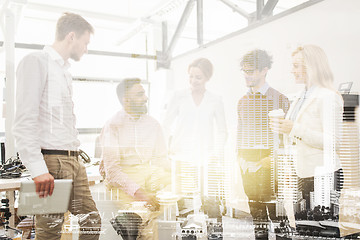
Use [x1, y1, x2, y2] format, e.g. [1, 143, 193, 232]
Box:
[239, 149, 273, 218]
[241, 166, 274, 221]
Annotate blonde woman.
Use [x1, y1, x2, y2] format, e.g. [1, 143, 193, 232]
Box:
[271, 45, 343, 227]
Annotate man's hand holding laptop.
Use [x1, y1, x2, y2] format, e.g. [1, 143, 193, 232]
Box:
[33, 173, 55, 198]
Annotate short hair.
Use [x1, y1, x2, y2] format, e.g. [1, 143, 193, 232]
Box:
[116, 78, 141, 105]
[292, 45, 335, 91]
[188, 58, 213, 79]
[240, 49, 273, 70]
[55, 12, 94, 41]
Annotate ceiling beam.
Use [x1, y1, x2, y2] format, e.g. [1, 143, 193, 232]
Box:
[0, 0, 11, 34]
[114, 0, 190, 47]
[218, 0, 250, 20]
[162, 21, 168, 52]
[261, 0, 279, 17]
[256, 0, 264, 20]
[166, 0, 195, 58]
[0, 41, 157, 60]
[196, 0, 203, 46]
[25, 2, 136, 23]
[172, 0, 325, 60]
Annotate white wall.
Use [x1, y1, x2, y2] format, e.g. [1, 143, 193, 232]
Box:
[167, 0, 360, 139]
[164, 0, 360, 209]
[170, 0, 358, 108]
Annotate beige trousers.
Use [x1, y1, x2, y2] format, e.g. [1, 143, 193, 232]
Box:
[35, 154, 101, 240]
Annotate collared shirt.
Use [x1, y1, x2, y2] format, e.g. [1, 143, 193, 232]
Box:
[247, 82, 270, 95]
[100, 110, 169, 197]
[13, 46, 80, 178]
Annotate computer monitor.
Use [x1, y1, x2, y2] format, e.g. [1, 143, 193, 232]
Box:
[338, 82, 353, 94]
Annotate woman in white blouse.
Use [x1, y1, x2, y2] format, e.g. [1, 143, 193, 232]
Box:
[271, 45, 343, 227]
[163, 58, 228, 196]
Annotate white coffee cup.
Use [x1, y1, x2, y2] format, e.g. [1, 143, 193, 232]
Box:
[268, 109, 285, 133]
[268, 109, 285, 119]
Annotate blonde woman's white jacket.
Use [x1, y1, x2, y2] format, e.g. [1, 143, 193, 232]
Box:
[284, 86, 343, 178]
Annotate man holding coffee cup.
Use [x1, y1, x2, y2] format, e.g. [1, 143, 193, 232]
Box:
[237, 49, 289, 239]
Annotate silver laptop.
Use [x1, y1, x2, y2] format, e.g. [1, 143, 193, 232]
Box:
[17, 179, 73, 216]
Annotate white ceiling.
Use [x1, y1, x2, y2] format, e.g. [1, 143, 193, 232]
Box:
[1, 0, 310, 56]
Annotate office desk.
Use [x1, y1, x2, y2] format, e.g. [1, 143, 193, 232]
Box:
[0, 177, 29, 228]
[0, 166, 102, 228]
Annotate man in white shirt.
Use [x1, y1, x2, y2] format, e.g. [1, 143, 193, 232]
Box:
[13, 13, 101, 239]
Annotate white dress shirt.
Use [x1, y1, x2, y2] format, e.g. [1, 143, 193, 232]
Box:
[13, 46, 80, 178]
[163, 89, 227, 164]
